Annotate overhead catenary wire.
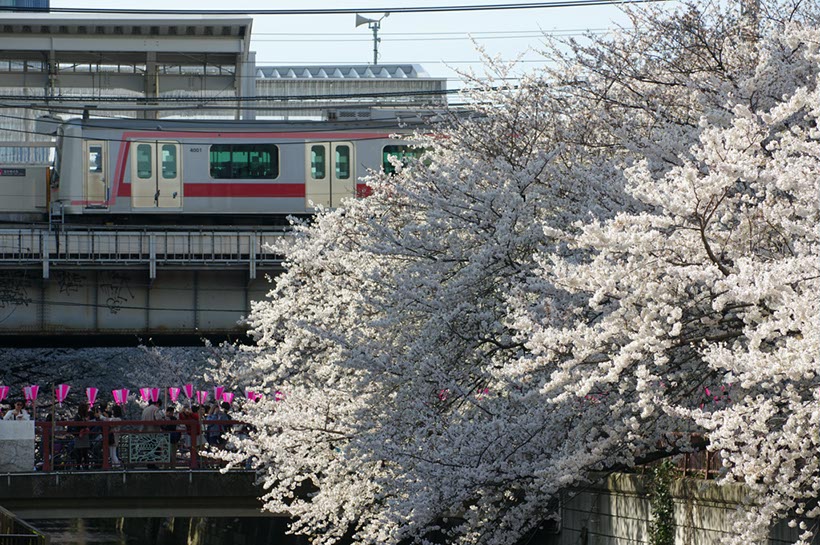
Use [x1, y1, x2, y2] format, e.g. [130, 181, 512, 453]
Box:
[251, 30, 610, 42]
[252, 27, 609, 36]
[0, 116, 448, 146]
[41, 0, 672, 15]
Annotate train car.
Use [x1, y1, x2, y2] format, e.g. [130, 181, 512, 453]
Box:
[48, 110, 428, 224]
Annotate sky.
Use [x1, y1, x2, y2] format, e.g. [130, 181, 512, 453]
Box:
[48, 0, 654, 89]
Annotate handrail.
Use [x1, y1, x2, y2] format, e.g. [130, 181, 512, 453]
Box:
[0, 505, 49, 544]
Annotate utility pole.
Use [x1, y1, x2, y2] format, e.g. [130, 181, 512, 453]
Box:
[355, 13, 390, 65]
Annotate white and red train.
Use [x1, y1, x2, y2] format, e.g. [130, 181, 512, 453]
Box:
[14, 110, 427, 224]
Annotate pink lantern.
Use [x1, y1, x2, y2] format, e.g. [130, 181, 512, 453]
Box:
[213, 386, 225, 402]
[195, 391, 208, 405]
[245, 389, 255, 400]
[139, 388, 151, 402]
[150, 388, 160, 403]
[0, 386, 8, 402]
[112, 389, 124, 405]
[169, 387, 181, 403]
[222, 392, 234, 404]
[23, 385, 39, 404]
[86, 387, 98, 406]
[55, 384, 71, 406]
[274, 390, 285, 402]
[183, 383, 194, 400]
[121, 388, 130, 404]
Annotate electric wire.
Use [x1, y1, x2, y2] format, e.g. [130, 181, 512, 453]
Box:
[40, 0, 672, 15]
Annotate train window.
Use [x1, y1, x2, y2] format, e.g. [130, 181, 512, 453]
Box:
[382, 145, 425, 175]
[161, 144, 177, 179]
[310, 145, 326, 179]
[136, 144, 152, 179]
[209, 144, 278, 179]
[335, 145, 350, 179]
[88, 145, 103, 173]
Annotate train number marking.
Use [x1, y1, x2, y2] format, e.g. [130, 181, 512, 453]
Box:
[189, 147, 203, 153]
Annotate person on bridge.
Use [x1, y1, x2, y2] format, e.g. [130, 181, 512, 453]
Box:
[3, 400, 30, 421]
[206, 403, 229, 448]
[141, 399, 164, 469]
[71, 402, 92, 469]
[161, 406, 182, 469]
[108, 405, 123, 467]
[140, 399, 163, 432]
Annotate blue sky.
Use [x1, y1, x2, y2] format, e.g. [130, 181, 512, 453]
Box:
[50, 0, 652, 87]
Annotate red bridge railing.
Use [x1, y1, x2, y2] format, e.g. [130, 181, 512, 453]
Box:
[34, 419, 244, 472]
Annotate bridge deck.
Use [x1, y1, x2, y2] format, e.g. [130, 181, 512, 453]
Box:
[0, 228, 286, 336]
[0, 470, 274, 519]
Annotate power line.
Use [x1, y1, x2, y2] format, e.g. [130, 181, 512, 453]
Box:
[251, 59, 554, 64]
[43, 0, 670, 15]
[251, 28, 610, 42]
[252, 33, 603, 43]
[0, 88, 459, 103]
[0, 115, 444, 146]
[252, 28, 608, 36]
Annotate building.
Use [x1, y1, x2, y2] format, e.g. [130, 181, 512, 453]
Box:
[0, 0, 49, 11]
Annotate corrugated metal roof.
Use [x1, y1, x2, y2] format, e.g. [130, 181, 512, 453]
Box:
[256, 64, 430, 80]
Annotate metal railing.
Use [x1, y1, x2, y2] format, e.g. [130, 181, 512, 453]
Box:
[34, 419, 245, 473]
[0, 229, 287, 278]
[0, 506, 49, 545]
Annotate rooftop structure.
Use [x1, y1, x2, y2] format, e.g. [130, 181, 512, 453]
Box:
[254, 64, 446, 118]
[0, 14, 445, 160]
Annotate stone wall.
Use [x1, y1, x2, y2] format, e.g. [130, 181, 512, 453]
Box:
[0, 420, 34, 472]
[555, 473, 801, 545]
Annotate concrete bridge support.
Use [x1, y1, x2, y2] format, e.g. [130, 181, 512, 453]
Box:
[0, 268, 277, 337]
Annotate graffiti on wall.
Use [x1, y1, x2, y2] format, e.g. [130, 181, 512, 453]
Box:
[100, 272, 136, 314]
[0, 271, 33, 308]
[55, 271, 84, 295]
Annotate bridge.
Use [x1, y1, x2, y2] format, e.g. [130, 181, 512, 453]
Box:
[1, 470, 267, 519]
[0, 226, 288, 338]
[0, 418, 275, 521]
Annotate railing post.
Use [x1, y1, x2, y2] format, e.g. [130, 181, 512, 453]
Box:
[249, 232, 256, 280]
[189, 421, 199, 469]
[101, 420, 110, 470]
[149, 233, 157, 279]
[705, 450, 711, 479]
[41, 231, 49, 279]
[40, 422, 52, 472]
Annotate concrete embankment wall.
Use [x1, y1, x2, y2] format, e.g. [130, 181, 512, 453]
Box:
[554, 473, 802, 545]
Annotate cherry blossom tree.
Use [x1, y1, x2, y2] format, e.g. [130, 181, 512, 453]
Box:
[222, 2, 819, 544]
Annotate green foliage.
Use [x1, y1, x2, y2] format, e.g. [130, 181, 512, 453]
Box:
[648, 460, 676, 545]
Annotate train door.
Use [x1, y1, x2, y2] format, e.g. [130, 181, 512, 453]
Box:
[306, 142, 354, 209]
[130, 141, 182, 209]
[84, 140, 107, 207]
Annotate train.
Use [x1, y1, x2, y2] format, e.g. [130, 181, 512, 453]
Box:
[2, 109, 430, 225]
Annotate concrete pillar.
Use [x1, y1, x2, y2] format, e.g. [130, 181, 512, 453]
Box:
[141, 51, 159, 120]
[239, 50, 256, 121]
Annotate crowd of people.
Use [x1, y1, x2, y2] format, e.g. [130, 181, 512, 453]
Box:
[1, 397, 241, 470]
